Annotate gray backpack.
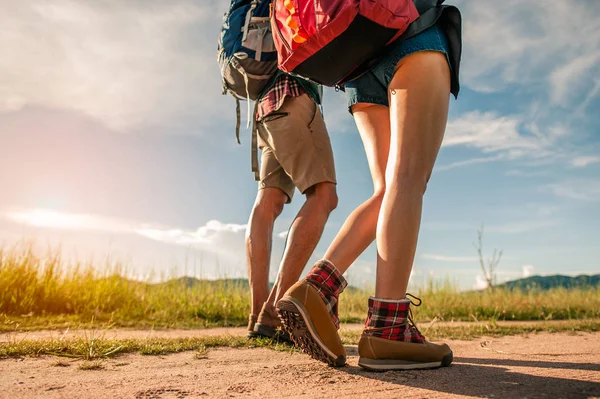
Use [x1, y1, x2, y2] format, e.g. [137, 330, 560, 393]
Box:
[217, 0, 279, 157]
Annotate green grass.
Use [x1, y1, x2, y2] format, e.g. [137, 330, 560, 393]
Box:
[1, 243, 600, 333]
[2, 320, 598, 359]
[0, 334, 294, 359]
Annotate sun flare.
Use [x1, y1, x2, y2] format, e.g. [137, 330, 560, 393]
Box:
[8, 209, 86, 229]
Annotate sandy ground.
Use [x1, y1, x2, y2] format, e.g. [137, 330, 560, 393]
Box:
[0, 319, 589, 342]
[1, 331, 599, 399]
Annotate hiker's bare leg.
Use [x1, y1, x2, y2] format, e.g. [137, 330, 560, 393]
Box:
[323, 105, 390, 274]
[246, 187, 287, 316]
[267, 182, 337, 305]
[376, 51, 450, 299]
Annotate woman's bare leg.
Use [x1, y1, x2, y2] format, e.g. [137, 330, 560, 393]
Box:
[376, 51, 451, 299]
[323, 104, 390, 274]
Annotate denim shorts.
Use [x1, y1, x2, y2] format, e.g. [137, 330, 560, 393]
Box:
[345, 23, 451, 112]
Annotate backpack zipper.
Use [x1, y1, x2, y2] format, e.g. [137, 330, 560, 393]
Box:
[313, 0, 319, 31]
[273, 2, 292, 52]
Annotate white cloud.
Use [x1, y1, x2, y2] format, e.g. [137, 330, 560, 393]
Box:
[571, 156, 600, 168]
[487, 220, 560, 234]
[436, 155, 506, 172]
[438, 111, 597, 172]
[137, 220, 247, 246]
[550, 52, 600, 105]
[3, 208, 251, 270]
[421, 253, 478, 262]
[522, 265, 535, 278]
[505, 169, 550, 178]
[277, 230, 289, 240]
[545, 179, 600, 201]
[473, 275, 489, 291]
[442, 112, 560, 158]
[0, 1, 228, 133]
[458, 0, 600, 106]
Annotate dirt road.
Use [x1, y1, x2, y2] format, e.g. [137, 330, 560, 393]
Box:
[1, 331, 599, 398]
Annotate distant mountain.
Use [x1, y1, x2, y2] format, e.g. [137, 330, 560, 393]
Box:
[498, 274, 600, 290]
[160, 277, 251, 289]
[158, 277, 364, 292]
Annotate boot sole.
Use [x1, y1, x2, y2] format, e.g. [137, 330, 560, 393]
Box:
[358, 351, 453, 371]
[254, 323, 294, 344]
[277, 297, 346, 367]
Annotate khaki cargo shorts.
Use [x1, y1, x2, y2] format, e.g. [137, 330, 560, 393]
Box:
[257, 94, 337, 203]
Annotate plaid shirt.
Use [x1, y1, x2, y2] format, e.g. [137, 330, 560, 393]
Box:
[256, 74, 305, 121]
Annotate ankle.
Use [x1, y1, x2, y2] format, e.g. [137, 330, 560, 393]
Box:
[304, 260, 347, 329]
[305, 259, 347, 296]
[364, 296, 425, 343]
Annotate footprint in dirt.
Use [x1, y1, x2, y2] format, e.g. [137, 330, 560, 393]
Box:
[135, 388, 198, 399]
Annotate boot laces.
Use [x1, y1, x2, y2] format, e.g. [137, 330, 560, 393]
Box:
[405, 293, 424, 337]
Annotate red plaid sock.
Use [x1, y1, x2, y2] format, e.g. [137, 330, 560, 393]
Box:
[305, 259, 347, 329]
[364, 296, 425, 343]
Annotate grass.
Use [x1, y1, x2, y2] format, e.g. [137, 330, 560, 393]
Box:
[2, 320, 598, 360]
[78, 360, 104, 370]
[0, 335, 294, 359]
[1, 243, 600, 333]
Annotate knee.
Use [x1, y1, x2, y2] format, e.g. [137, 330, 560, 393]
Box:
[253, 189, 287, 220]
[372, 187, 386, 205]
[387, 161, 431, 196]
[307, 182, 338, 212]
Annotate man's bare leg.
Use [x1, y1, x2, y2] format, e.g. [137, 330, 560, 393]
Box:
[245, 188, 287, 320]
[266, 182, 337, 306]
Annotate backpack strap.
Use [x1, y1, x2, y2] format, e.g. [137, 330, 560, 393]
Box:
[414, 0, 444, 14]
[242, 0, 260, 42]
[251, 101, 260, 180]
[232, 92, 241, 144]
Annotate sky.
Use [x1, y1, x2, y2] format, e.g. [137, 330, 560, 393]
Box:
[1, 0, 599, 290]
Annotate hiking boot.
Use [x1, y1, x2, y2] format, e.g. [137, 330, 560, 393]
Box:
[276, 260, 347, 367]
[254, 303, 293, 344]
[358, 295, 453, 371]
[247, 314, 258, 339]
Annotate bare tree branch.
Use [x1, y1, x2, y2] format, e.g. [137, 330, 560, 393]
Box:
[474, 225, 503, 290]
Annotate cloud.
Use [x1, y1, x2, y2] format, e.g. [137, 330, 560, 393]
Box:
[438, 111, 592, 171]
[571, 156, 600, 168]
[436, 154, 505, 172]
[3, 207, 251, 267]
[473, 275, 489, 291]
[505, 169, 550, 178]
[550, 52, 600, 105]
[545, 179, 600, 201]
[443, 112, 561, 158]
[522, 265, 535, 278]
[277, 231, 289, 240]
[458, 0, 600, 106]
[137, 220, 247, 246]
[486, 220, 560, 234]
[421, 253, 478, 262]
[6, 209, 133, 233]
[0, 1, 229, 133]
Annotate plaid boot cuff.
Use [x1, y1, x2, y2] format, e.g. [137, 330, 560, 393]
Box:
[305, 260, 347, 329]
[364, 297, 425, 343]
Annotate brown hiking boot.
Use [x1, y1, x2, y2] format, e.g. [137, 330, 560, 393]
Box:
[276, 260, 347, 367]
[358, 295, 453, 371]
[247, 314, 258, 339]
[254, 303, 292, 344]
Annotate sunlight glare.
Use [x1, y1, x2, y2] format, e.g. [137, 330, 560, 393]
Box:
[8, 209, 87, 230]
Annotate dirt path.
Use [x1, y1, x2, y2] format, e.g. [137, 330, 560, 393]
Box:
[1, 331, 599, 398]
[0, 319, 589, 342]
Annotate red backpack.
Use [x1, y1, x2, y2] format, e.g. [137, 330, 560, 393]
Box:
[271, 0, 446, 87]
